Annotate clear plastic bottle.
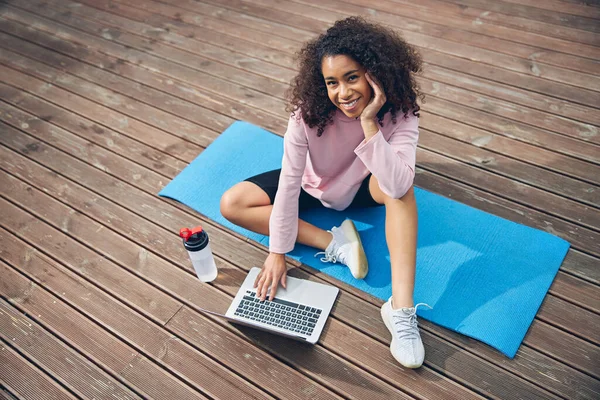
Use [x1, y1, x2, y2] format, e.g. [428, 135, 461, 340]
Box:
[180, 226, 218, 282]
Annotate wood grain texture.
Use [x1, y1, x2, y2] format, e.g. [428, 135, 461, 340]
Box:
[0, 0, 598, 398]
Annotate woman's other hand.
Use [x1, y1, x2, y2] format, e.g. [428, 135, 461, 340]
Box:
[360, 72, 386, 122]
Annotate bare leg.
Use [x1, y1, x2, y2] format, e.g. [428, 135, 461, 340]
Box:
[220, 182, 332, 251]
[369, 177, 417, 308]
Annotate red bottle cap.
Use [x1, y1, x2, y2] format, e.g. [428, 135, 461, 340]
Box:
[179, 226, 203, 241]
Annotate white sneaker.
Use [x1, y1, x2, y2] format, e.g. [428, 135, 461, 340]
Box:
[381, 298, 431, 368]
[314, 219, 368, 279]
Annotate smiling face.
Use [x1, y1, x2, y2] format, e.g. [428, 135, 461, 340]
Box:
[322, 54, 373, 118]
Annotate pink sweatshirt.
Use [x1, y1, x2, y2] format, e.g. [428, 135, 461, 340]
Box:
[269, 109, 419, 254]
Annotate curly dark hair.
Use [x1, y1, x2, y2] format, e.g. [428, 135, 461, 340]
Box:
[286, 17, 423, 136]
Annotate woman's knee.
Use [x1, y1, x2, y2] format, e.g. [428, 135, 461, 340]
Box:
[383, 185, 415, 206]
[220, 182, 270, 221]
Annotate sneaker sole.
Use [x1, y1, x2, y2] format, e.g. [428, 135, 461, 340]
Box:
[381, 304, 423, 369]
[341, 219, 368, 279]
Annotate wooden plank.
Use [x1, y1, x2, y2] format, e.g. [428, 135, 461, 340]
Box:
[526, 319, 600, 379]
[387, 0, 600, 45]
[208, 263, 570, 400]
[0, 386, 20, 400]
[499, 0, 600, 17]
[423, 49, 600, 111]
[168, 307, 468, 400]
[0, 46, 204, 163]
[419, 124, 600, 207]
[0, 261, 207, 400]
[434, 0, 600, 32]
[550, 273, 600, 314]
[16, 0, 293, 93]
[423, 96, 600, 164]
[161, 0, 600, 63]
[0, 119, 584, 399]
[2, 29, 597, 202]
[113, 0, 303, 56]
[0, 41, 228, 147]
[0, 151, 433, 398]
[0, 73, 596, 258]
[414, 167, 600, 256]
[58, 1, 295, 86]
[27, 0, 594, 176]
[96, 0, 297, 69]
[420, 112, 600, 187]
[561, 250, 600, 284]
[0, 18, 286, 133]
[421, 65, 600, 127]
[300, 0, 600, 59]
[0, 130, 483, 400]
[560, 0, 600, 6]
[418, 78, 600, 145]
[0, 8, 285, 118]
[0, 341, 77, 400]
[0, 299, 141, 399]
[537, 295, 600, 345]
[416, 146, 600, 231]
[10, 0, 596, 164]
[25, 0, 291, 92]
[0, 111, 552, 398]
[0, 83, 186, 181]
[0, 149, 186, 326]
[0, 49, 222, 152]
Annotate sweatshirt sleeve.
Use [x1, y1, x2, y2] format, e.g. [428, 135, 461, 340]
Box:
[268, 114, 308, 254]
[354, 114, 419, 199]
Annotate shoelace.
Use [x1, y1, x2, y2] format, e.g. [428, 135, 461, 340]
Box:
[393, 303, 432, 340]
[314, 229, 348, 264]
[314, 249, 347, 265]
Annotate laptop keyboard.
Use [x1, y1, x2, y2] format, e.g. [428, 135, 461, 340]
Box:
[234, 290, 322, 336]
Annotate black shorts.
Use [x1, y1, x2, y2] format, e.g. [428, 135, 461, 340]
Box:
[244, 169, 381, 210]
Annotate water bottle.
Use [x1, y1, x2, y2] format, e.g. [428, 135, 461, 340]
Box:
[180, 226, 218, 282]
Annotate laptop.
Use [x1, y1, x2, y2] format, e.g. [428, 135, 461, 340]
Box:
[199, 267, 339, 344]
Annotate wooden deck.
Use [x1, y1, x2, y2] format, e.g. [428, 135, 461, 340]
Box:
[0, 0, 598, 398]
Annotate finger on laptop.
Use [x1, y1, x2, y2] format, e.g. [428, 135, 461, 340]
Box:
[280, 273, 287, 289]
[269, 278, 278, 301]
[259, 275, 269, 301]
[261, 283, 271, 301]
[256, 275, 266, 300]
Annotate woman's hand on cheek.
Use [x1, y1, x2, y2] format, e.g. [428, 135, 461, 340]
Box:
[360, 72, 386, 122]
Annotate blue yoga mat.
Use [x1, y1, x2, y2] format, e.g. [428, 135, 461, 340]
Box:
[159, 121, 570, 358]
